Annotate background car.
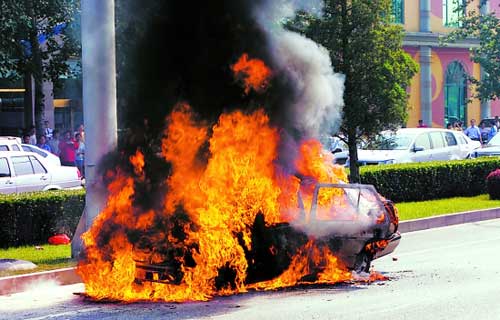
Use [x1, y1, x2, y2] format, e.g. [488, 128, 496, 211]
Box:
[0, 151, 82, 194]
[355, 128, 480, 166]
[21, 144, 61, 166]
[0, 136, 22, 151]
[472, 132, 500, 158]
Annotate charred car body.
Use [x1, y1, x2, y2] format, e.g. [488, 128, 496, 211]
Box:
[134, 183, 400, 286]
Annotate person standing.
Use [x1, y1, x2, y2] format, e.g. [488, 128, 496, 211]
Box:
[74, 124, 85, 142]
[464, 119, 482, 144]
[48, 129, 60, 155]
[43, 121, 53, 140]
[58, 130, 79, 166]
[75, 132, 85, 178]
[489, 120, 499, 142]
[37, 135, 52, 152]
[28, 125, 37, 145]
[417, 119, 428, 128]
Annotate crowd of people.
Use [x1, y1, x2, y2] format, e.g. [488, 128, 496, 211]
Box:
[417, 116, 500, 145]
[21, 121, 85, 177]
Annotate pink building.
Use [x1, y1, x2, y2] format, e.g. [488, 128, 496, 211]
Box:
[395, 0, 500, 127]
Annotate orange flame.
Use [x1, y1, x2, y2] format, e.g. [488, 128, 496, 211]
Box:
[78, 106, 358, 302]
[231, 53, 272, 94]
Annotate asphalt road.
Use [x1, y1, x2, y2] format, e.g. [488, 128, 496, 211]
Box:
[1, 219, 500, 320]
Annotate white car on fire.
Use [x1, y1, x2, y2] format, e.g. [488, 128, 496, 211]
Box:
[355, 128, 480, 165]
[0, 151, 82, 194]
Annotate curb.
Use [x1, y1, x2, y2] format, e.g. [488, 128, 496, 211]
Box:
[0, 267, 80, 296]
[399, 207, 500, 233]
[1, 208, 500, 296]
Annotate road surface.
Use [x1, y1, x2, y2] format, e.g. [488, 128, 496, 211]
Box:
[1, 219, 499, 320]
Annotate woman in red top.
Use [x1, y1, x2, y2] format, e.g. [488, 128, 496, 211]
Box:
[58, 130, 79, 166]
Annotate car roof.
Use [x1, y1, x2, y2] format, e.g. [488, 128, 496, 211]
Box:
[0, 136, 22, 142]
[388, 128, 457, 134]
[0, 150, 40, 157]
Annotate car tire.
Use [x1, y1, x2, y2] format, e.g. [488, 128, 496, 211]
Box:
[353, 251, 372, 274]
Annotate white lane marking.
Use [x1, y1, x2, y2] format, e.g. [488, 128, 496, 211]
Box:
[24, 307, 102, 320]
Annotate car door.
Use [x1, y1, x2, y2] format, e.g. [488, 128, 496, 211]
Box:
[443, 131, 461, 159]
[11, 155, 49, 192]
[429, 131, 449, 161]
[411, 133, 433, 162]
[0, 156, 16, 194]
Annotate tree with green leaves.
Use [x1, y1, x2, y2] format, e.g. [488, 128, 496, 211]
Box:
[288, 0, 418, 182]
[446, 1, 500, 101]
[0, 0, 80, 133]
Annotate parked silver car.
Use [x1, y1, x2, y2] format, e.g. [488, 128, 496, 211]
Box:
[0, 151, 82, 194]
[347, 128, 480, 166]
[472, 132, 500, 158]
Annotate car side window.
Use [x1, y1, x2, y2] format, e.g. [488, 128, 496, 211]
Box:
[0, 145, 8, 151]
[414, 133, 431, 150]
[30, 156, 47, 174]
[12, 156, 34, 176]
[11, 145, 20, 151]
[429, 132, 445, 149]
[0, 158, 10, 177]
[444, 132, 457, 146]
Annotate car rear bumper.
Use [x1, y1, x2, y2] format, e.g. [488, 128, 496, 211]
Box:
[373, 232, 401, 260]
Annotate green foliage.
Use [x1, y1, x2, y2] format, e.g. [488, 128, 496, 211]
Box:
[0, 189, 85, 248]
[360, 158, 500, 202]
[396, 194, 500, 221]
[287, 0, 419, 182]
[0, 0, 80, 131]
[445, 1, 500, 101]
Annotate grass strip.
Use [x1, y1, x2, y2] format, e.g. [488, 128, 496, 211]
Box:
[0, 244, 75, 277]
[396, 194, 500, 221]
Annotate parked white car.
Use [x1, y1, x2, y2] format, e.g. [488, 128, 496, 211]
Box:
[0, 136, 22, 152]
[0, 151, 82, 194]
[355, 128, 481, 165]
[21, 144, 61, 166]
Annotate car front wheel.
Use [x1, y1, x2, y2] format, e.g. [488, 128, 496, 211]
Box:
[353, 251, 372, 274]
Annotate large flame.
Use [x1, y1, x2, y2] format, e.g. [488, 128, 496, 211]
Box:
[78, 55, 363, 302]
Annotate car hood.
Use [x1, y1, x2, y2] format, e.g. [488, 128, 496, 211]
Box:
[357, 149, 408, 162]
[475, 146, 500, 155]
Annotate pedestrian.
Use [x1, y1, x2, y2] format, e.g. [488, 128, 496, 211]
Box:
[58, 130, 79, 166]
[75, 132, 85, 178]
[446, 123, 453, 130]
[464, 119, 482, 144]
[489, 120, 499, 142]
[22, 133, 31, 144]
[454, 121, 463, 131]
[28, 125, 37, 145]
[43, 121, 53, 140]
[480, 122, 489, 143]
[48, 129, 60, 155]
[74, 124, 85, 142]
[417, 119, 428, 128]
[37, 135, 52, 152]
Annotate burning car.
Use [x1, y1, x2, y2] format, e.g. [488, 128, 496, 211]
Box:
[134, 182, 400, 287]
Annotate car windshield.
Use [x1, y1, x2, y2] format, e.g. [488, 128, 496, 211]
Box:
[363, 133, 417, 150]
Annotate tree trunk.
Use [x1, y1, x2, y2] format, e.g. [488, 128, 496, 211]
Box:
[23, 72, 34, 129]
[347, 130, 360, 183]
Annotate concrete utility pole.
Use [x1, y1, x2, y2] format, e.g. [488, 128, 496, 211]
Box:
[72, 0, 118, 257]
[480, 0, 491, 119]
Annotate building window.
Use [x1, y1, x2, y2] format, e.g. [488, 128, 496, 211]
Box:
[443, 0, 465, 27]
[392, 0, 404, 24]
[444, 61, 467, 126]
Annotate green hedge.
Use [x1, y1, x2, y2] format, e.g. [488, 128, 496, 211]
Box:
[0, 190, 85, 248]
[360, 158, 500, 202]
